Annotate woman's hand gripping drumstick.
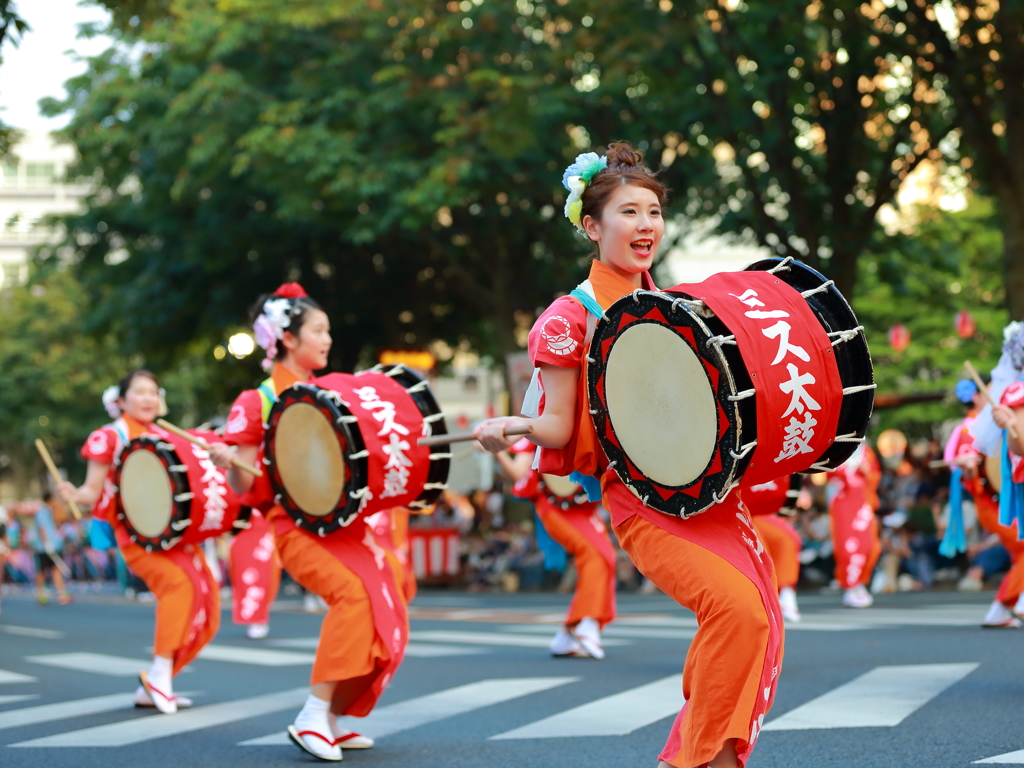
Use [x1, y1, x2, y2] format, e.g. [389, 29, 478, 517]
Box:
[964, 361, 1021, 443]
[156, 419, 262, 477]
[35, 439, 82, 520]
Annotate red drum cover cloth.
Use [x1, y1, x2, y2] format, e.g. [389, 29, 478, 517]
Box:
[313, 372, 433, 516]
[739, 477, 791, 517]
[674, 271, 843, 486]
[172, 430, 246, 544]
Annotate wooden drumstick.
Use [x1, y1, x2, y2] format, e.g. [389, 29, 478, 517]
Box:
[964, 361, 1020, 439]
[34, 439, 82, 520]
[418, 425, 533, 447]
[156, 419, 263, 477]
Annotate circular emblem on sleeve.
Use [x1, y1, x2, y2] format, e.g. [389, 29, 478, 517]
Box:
[1005, 381, 1024, 408]
[86, 430, 109, 457]
[225, 404, 248, 434]
[541, 315, 578, 357]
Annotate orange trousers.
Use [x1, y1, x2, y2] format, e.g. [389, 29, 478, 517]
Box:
[276, 528, 410, 703]
[539, 506, 616, 628]
[120, 541, 220, 676]
[753, 516, 801, 590]
[972, 480, 1024, 606]
[615, 514, 777, 768]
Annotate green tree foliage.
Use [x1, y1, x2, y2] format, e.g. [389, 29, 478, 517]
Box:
[854, 199, 1008, 436]
[0, 0, 29, 158]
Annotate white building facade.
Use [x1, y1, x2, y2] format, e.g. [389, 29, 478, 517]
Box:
[0, 131, 86, 286]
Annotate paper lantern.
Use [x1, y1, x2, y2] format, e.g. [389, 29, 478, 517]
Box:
[888, 323, 911, 352]
[955, 310, 977, 339]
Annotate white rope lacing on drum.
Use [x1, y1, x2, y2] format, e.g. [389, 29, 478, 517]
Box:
[708, 334, 737, 347]
[405, 380, 429, 393]
[429, 452, 452, 460]
[424, 413, 446, 423]
[766, 257, 794, 274]
[808, 462, 831, 473]
[157, 441, 175, 451]
[174, 492, 194, 502]
[800, 280, 835, 298]
[828, 326, 864, 346]
[385, 365, 406, 377]
[711, 485, 735, 505]
[670, 297, 706, 314]
[168, 464, 187, 473]
[586, 355, 596, 364]
[424, 482, 448, 490]
[607, 460, 618, 469]
[171, 520, 190, 531]
[335, 415, 358, 425]
[842, 383, 877, 395]
[348, 449, 370, 460]
[350, 486, 371, 500]
[589, 408, 598, 415]
[632, 290, 642, 303]
[318, 390, 349, 408]
[729, 440, 757, 460]
[728, 389, 756, 402]
[366, 364, 384, 373]
[408, 500, 431, 510]
[161, 537, 182, 550]
[833, 433, 866, 443]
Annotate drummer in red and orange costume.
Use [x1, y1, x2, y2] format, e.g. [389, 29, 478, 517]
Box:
[475, 143, 782, 768]
[210, 284, 408, 762]
[497, 439, 616, 657]
[826, 443, 881, 608]
[58, 371, 218, 714]
[741, 478, 803, 622]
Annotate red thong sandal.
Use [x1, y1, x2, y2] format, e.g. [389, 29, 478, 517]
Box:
[287, 724, 342, 762]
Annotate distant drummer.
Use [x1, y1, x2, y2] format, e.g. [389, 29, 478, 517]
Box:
[474, 143, 784, 768]
[58, 370, 218, 714]
[497, 440, 616, 657]
[210, 284, 407, 762]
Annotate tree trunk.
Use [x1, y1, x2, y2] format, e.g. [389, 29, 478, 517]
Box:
[1000, 196, 1024, 320]
[828, 240, 859, 307]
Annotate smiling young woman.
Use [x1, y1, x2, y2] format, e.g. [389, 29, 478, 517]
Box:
[473, 142, 783, 768]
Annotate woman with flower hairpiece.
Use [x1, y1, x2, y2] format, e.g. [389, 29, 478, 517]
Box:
[474, 142, 783, 768]
[209, 284, 410, 762]
[58, 370, 219, 714]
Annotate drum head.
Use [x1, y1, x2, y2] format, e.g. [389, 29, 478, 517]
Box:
[120, 450, 173, 539]
[986, 453, 1002, 493]
[542, 474, 580, 498]
[275, 402, 346, 517]
[605, 322, 718, 487]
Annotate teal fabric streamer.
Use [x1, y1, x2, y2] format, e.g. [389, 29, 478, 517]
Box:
[939, 466, 965, 557]
[569, 471, 603, 503]
[569, 286, 605, 320]
[999, 431, 1024, 536]
[534, 511, 567, 571]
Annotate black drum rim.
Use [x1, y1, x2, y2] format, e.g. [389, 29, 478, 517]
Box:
[587, 289, 752, 518]
[114, 436, 191, 552]
[364, 363, 450, 509]
[265, 383, 368, 536]
[744, 257, 875, 470]
[539, 476, 589, 511]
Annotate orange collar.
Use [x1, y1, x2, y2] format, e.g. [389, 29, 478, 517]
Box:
[122, 413, 152, 441]
[586, 259, 657, 311]
[270, 363, 307, 395]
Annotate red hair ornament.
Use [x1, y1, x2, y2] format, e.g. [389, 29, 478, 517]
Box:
[274, 283, 308, 299]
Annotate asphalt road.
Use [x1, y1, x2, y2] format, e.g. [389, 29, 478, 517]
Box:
[1, 587, 1023, 768]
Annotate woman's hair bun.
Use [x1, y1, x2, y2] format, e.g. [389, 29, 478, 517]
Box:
[604, 141, 646, 170]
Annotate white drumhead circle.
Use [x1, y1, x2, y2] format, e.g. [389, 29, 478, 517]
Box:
[542, 474, 580, 498]
[605, 322, 719, 487]
[275, 402, 346, 517]
[120, 450, 174, 538]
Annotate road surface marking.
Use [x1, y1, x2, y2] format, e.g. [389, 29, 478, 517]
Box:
[268, 638, 485, 658]
[0, 670, 37, 684]
[0, 693, 134, 732]
[410, 630, 630, 648]
[11, 688, 308, 747]
[239, 677, 580, 745]
[490, 675, 681, 739]
[762, 663, 978, 730]
[0, 695, 39, 706]
[26, 653, 149, 677]
[197, 645, 315, 666]
[976, 749, 1024, 763]
[2, 625, 65, 640]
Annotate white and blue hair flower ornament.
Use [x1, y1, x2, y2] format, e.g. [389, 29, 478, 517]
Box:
[562, 152, 608, 233]
[1004, 320, 1024, 372]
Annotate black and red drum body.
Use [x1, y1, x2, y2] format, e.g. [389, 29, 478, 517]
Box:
[114, 431, 251, 551]
[539, 474, 589, 510]
[587, 256, 874, 519]
[264, 364, 449, 537]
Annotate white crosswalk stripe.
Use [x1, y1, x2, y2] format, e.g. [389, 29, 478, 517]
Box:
[762, 663, 978, 730]
[26, 653, 150, 677]
[0, 693, 135, 732]
[11, 688, 308, 747]
[2, 625, 65, 640]
[268, 637, 486, 657]
[0, 695, 38, 706]
[197, 645, 315, 666]
[240, 677, 579, 745]
[0, 670, 37, 684]
[975, 749, 1024, 764]
[490, 674, 681, 739]
[410, 630, 631, 648]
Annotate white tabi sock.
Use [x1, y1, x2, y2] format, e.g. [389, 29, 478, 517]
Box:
[295, 694, 332, 736]
[147, 656, 173, 699]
